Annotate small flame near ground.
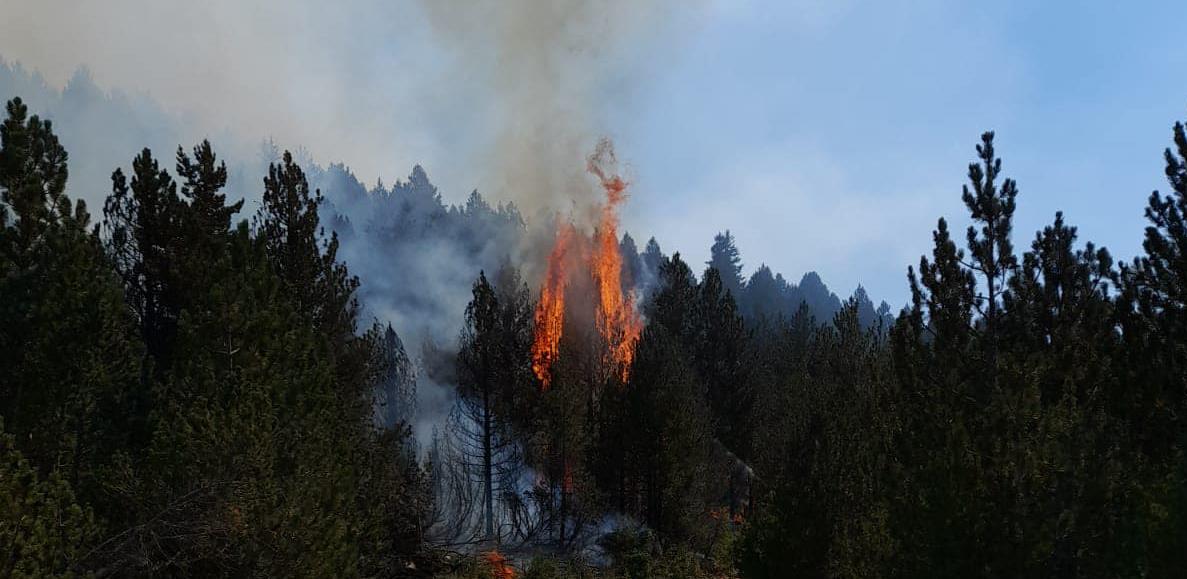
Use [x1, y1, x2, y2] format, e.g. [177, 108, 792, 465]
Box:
[531, 139, 643, 390]
[483, 550, 516, 579]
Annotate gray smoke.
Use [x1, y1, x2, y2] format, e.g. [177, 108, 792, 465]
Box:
[418, 0, 673, 216]
[0, 0, 696, 450]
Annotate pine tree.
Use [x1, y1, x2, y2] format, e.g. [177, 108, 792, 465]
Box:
[176, 139, 242, 244]
[623, 322, 713, 545]
[0, 97, 141, 520]
[741, 264, 790, 322]
[376, 324, 417, 431]
[961, 131, 1018, 381]
[639, 236, 666, 298]
[0, 97, 69, 269]
[104, 148, 184, 365]
[256, 150, 359, 341]
[451, 268, 536, 545]
[737, 302, 898, 579]
[891, 134, 1017, 576]
[1116, 116, 1187, 573]
[0, 422, 100, 578]
[707, 230, 744, 299]
[619, 232, 642, 294]
[456, 272, 518, 543]
[695, 267, 750, 456]
[647, 253, 698, 342]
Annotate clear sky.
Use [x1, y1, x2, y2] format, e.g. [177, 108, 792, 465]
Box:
[2, 0, 1186, 307]
[613, 0, 1187, 306]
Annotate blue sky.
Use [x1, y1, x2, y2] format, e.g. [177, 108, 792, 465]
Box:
[611, 1, 1187, 306]
[3, 0, 1187, 308]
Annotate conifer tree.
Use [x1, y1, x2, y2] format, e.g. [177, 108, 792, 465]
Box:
[696, 267, 750, 456]
[1116, 116, 1187, 573]
[707, 230, 744, 299]
[0, 97, 69, 268]
[256, 150, 359, 341]
[0, 97, 141, 519]
[176, 139, 242, 243]
[456, 271, 518, 543]
[104, 148, 184, 364]
[962, 131, 1018, 379]
[0, 422, 99, 578]
[623, 322, 713, 545]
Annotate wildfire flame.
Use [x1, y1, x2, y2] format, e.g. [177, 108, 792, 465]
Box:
[483, 550, 516, 579]
[530, 139, 642, 390]
[587, 141, 643, 382]
[531, 221, 575, 390]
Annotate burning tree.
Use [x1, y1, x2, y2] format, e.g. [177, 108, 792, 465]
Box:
[520, 139, 654, 549]
[531, 138, 643, 390]
[431, 139, 738, 555]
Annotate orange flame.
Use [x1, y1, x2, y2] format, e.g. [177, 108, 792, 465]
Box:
[587, 140, 642, 382]
[483, 550, 516, 579]
[531, 221, 576, 391]
[530, 139, 642, 389]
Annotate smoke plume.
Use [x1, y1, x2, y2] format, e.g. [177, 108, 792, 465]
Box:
[417, 0, 671, 216]
[0, 0, 696, 450]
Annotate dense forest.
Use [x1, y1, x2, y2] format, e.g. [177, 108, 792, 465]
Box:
[2, 85, 1187, 579]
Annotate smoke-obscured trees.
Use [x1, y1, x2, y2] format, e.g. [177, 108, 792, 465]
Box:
[452, 271, 532, 545]
[376, 323, 418, 432]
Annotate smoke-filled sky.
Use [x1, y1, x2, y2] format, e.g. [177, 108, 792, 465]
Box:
[2, 0, 1186, 306]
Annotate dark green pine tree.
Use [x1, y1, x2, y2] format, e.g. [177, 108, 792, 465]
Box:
[0, 97, 141, 570]
[256, 150, 359, 342]
[491, 262, 538, 432]
[1003, 212, 1142, 575]
[646, 252, 699, 342]
[707, 230, 744, 300]
[623, 321, 713, 546]
[0, 421, 101, 578]
[173, 140, 244, 293]
[961, 131, 1018, 384]
[0, 97, 69, 268]
[695, 267, 751, 457]
[254, 150, 373, 438]
[375, 323, 417, 431]
[894, 215, 976, 429]
[741, 264, 788, 323]
[639, 236, 666, 300]
[176, 139, 242, 243]
[104, 148, 185, 365]
[619, 231, 642, 294]
[889, 130, 1137, 576]
[890, 135, 1006, 577]
[608, 253, 715, 546]
[1004, 212, 1116, 404]
[1122, 118, 1187, 444]
[737, 301, 898, 579]
[1116, 116, 1187, 574]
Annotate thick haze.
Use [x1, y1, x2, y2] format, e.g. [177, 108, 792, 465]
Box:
[3, 0, 1187, 306]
